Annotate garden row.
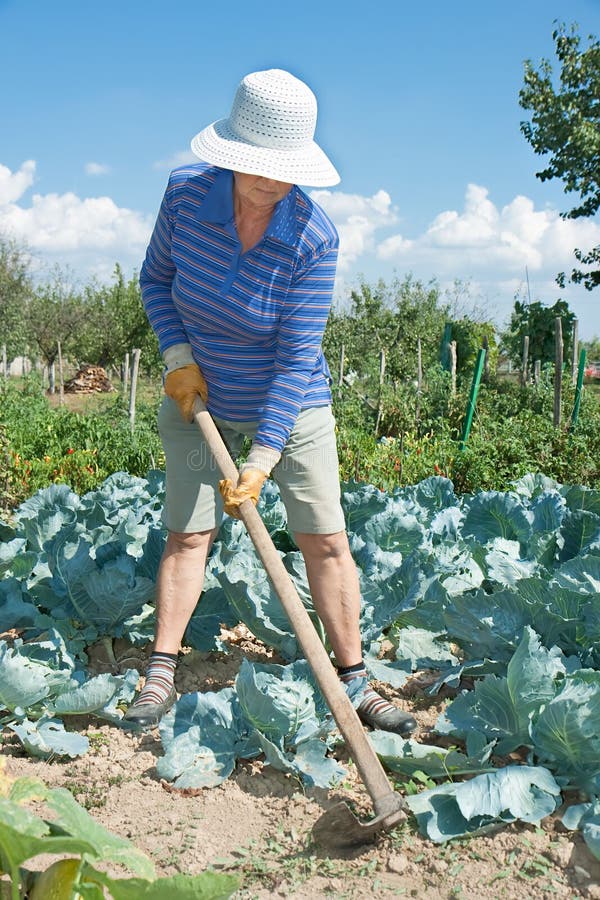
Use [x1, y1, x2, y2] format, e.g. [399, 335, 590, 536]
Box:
[1, 368, 599, 516]
[1, 470, 600, 854]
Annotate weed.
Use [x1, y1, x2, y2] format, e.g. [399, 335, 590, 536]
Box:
[88, 732, 111, 752]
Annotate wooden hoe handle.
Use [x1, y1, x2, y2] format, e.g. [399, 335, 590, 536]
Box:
[192, 398, 401, 819]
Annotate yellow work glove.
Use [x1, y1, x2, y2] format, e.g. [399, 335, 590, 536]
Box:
[164, 364, 208, 423]
[219, 468, 268, 518]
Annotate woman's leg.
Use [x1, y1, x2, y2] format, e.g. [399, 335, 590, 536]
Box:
[153, 528, 218, 653]
[124, 528, 217, 725]
[292, 530, 362, 667]
[294, 529, 417, 736]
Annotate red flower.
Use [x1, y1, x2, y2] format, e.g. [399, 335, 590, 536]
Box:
[67, 448, 75, 455]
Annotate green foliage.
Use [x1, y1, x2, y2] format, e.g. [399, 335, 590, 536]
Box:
[0, 766, 238, 899]
[447, 317, 498, 377]
[520, 22, 600, 289]
[0, 237, 32, 361]
[0, 247, 161, 375]
[78, 265, 161, 375]
[325, 277, 498, 442]
[0, 377, 163, 508]
[323, 274, 448, 387]
[501, 298, 576, 369]
[24, 269, 85, 370]
[583, 335, 600, 362]
[334, 370, 600, 493]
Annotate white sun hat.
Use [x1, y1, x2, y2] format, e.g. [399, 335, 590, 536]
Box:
[190, 68, 340, 187]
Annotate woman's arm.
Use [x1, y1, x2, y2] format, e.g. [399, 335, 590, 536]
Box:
[140, 183, 190, 355]
[253, 240, 338, 457]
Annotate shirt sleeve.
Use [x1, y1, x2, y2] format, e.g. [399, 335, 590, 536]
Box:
[253, 240, 338, 453]
[139, 181, 189, 353]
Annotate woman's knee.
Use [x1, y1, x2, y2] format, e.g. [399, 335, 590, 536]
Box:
[166, 528, 217, 552]
[294, 530, 349, 559]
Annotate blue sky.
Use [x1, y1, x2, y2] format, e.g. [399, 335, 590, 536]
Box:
[1, 0, 599, 338]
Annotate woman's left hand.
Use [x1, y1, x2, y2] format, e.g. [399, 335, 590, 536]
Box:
[219, 468, 267, 518]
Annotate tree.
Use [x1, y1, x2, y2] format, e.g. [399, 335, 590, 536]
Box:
[0, 237, 32, 361]
[448, 318, 498, 376]
[323, 274, 448, 386]
[520, 23, 600, 290]
[582, 335, 600, 362]
[502, 298, 576, 370]
[25, 268, 85, 391]
[78, 265, 161, 374]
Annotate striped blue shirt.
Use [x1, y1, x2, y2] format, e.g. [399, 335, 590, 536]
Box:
[140, 163, 338, 453]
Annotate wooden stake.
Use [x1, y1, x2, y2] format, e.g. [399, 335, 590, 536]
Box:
[1, 344, 6, 379]
[571, 318, 579, 385]
[123, 352, 130, 397]
[534, 359, 541, 384]
[57, 341, 65, 405]
[129, 349, 141, 431]
[521, 335, 529, 387]
[482, 335, 490, 380]
[375, 348, 386, 436]
[449, 341, 457, 397]
[48, 361, 56, 395]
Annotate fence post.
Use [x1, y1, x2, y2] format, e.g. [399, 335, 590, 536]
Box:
[375, 348, 386, 436]
[521, 335, 529, 387]
[123, 352, 130, 397]
[1, 344, 6, 379]
[48, 361, 56, 395]
[128, 349, 141, 431]
[482, 335, 490, 381]
[449, 340, 457, 397]
[533, 359, 541, 384]
[57, 340, 65, 405]
[571, 318, 579, 385]
[459, 348, 486, 451]
[554, 317, 563, 427]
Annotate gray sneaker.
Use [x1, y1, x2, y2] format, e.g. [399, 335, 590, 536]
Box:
[123, 686, 177, 728]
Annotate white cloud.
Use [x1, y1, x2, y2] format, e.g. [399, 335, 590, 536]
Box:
[153, 150, 197, 171]
[376, 184, 600, 280]
[1, 159, 598, 337]
[318, 182, 600, 337]
[0, 160, 152, 277]
[0, 160, 35, 204]
[309, 188, 398, 271]
[85, 161, 111, 176]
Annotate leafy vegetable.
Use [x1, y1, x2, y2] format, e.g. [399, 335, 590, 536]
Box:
[3, 471, 600, 852]
[405, 766, 561, 842]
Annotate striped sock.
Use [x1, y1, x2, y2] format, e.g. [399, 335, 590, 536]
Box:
[132, 651, 178, 706]
[338, 661, 398, 718]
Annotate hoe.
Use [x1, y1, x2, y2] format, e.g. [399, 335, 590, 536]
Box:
[193, 398, 408, 849]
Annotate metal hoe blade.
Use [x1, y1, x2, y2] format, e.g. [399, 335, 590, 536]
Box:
[312, 796, 407, 849]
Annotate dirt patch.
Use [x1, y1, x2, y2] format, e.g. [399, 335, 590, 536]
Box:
[4, 630, 600, 899]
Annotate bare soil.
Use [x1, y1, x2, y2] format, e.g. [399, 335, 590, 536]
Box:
[4, 628, 600, 899]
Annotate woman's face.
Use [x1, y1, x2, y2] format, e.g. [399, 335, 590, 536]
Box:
[233, 172, 292, 210]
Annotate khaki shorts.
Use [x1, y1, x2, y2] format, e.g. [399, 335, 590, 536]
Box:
[158, 399, 346, 535]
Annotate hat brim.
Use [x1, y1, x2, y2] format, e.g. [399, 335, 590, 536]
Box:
[190, 118, 340, 188]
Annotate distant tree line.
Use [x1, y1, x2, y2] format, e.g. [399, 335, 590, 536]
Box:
[0, 235, 595, 397]
[0, 239, 161, 378]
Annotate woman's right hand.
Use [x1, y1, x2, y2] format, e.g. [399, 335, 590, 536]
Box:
[164, 364, 208, 422]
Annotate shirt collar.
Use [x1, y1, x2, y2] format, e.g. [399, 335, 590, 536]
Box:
[198, 168, 297, 248]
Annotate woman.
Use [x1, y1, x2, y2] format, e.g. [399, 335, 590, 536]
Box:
[125, 68, 417, 738]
